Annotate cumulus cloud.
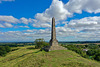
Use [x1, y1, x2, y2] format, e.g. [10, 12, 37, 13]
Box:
[20, 17, 29, 24]
[56, 27, 79, 33]
[35, 0, 100, 22]
[25, 29, 34, 33]
[1, 21, 100, 42]
[0, 15, 35, 24]
[1, 0, 100, 28]
[33, 0, 100, 28]
[60, 16, 100, 40]
[35, 0, 71, 21]
[34, 0, 71, 28]
[4, 23, 13, 27]
[0, 24, 4, 28]
[65, 0, 100, 14]
[0, 15, 36, 28]
[19, 26, 29, 28]
[68, 16, 100, 29]
[1, 0, 100, 41]
[0, 16, 19, 23]
[33, 23, 51, 28]
[0, 29, 50, 42]
[0, 0, 15, 3]
[47, 16, 100, 41]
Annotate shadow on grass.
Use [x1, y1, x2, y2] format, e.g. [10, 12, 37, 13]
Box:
[27, 47, 36, 50]
[0, 52, 33, 63]
[11, 48, 19, 51]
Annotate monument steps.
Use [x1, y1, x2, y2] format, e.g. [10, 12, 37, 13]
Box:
[43, 45, 67, 51]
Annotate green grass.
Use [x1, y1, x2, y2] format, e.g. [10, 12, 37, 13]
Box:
[0, 46, 100, 67]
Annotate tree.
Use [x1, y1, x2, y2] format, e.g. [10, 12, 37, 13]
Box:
[5, 46, 11, 52]
[94, 50, 100, 61]
[0, 46, 11, 56]
[87, 49, 96, 56]
[34, 38, 49, 49]
[88, 44, 99, 49]
[0, 46, 7, 56]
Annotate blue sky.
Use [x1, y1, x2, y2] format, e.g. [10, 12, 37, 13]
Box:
[0, 0, 52, 18]
[0, 0, 100, 42]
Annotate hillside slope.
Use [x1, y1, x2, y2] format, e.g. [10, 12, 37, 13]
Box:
[0, 46, 100, 67]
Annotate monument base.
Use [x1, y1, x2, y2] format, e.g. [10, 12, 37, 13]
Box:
[42, 45, 67, 52]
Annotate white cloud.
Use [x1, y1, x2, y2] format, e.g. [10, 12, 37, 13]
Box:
[0, 16, 36, 28]
[0, 29, 50, 42]
[25, 30, 34, 33]
[1, 0, 100, 28]
[0, 16, 35, 24]
[0, 16, 19, 23]
[33, 0, 100, 28]
[50, 16, 100, 41]
[37, 29, 50, 34]
[1, 0, 100, 41]
[0, 24, 4, 28]
[34, 0, 71, 28]
[0, 0, 15, 3]
[60, 16, 100, 40]
[68, 16, 100, 29]
[20, 17, 29, 24]
[65, 0, 100, 14]
[4, 23, 13, 27]
[33, 23, 51, 28]
[20, 18, 35, 24]
[56, 27, 79, 33]
[19, 26, 29, 28]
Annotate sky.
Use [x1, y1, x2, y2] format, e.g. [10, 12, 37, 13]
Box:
[0, 0, 100, 42]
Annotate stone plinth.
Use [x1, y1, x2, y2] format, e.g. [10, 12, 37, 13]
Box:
[43, 45, 66, 51]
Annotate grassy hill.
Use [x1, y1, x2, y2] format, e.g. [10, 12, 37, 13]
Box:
[0, 46, 100, 67]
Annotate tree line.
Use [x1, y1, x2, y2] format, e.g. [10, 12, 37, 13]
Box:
[62, 44, 100, 61]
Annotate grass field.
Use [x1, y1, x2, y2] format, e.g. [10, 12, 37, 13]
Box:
[0, 46, 100, 67]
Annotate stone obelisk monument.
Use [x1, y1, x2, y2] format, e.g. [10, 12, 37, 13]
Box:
[49, 17, 58, 46]
[43, 17, 66, 51]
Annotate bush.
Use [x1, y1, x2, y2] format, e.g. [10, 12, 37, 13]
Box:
[35, 38, 49, 49]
